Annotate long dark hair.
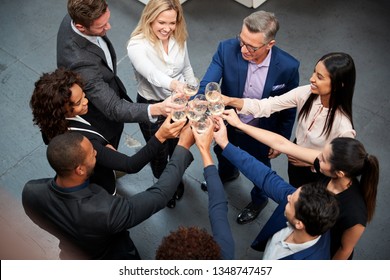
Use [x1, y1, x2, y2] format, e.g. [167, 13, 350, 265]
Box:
[30, 68, 84, 141]
[329, 137, 379, 222]
[298, 52, 355, 137]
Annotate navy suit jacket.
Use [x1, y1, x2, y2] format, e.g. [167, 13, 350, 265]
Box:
[222, 143, 332, 260]
[57, 14, 149, 147]
[200, 39, 299, 143]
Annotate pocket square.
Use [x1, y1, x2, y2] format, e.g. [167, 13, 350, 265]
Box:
[272, 84, 285, 91]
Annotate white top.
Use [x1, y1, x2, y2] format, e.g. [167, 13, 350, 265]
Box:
[239, 84, 356, 149]
[262, 222, 320, 260]
[127, 35, 195, 101]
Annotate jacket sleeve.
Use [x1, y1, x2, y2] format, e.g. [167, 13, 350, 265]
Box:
[108, 145, 194, 231]
[72, 59, 150, 123]
[199, 41, 225, 94]
[91, 135, 164, 173]
[222, 143, 294, 204]
[205, 165, 235, 259]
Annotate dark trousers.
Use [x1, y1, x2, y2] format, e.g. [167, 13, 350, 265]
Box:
[214, 125, 269, 205]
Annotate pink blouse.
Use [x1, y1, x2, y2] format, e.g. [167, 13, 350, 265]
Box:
[238, 84, 356, 150]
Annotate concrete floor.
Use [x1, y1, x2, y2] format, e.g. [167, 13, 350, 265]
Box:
[0, 0, 389, 260]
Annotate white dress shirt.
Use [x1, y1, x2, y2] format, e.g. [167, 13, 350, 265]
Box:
[127, 34, 195, 101]
[262, 222, 320, 260]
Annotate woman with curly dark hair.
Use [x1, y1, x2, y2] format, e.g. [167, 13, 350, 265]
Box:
[30, 68, 185, 195]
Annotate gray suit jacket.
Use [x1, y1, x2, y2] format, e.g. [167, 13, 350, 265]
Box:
[57, 14, 149, 146]
[22, 145, 193, 259]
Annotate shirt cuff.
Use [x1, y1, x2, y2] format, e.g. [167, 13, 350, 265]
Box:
[147, 105, 158, 123]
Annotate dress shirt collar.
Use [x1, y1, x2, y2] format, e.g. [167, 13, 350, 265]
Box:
[249, 48, 272, 68]
[71, 20, 100, 47]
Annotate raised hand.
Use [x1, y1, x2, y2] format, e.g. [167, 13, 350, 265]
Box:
[178, 122, 195, 150]
[191, 117, 214, 152]
[221, 109, 243, 128]
[155, 114, 186, 142]
[213, 116, 229, 149]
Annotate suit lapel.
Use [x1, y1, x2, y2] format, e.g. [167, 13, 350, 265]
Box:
[73, 34, 106, 59]
[263, 47, 280, 99]
[72, 32, 115, 73]
[237, 52, 248, 98]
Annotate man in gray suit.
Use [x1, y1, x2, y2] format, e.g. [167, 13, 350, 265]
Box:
[57, 0, 174, 148]
[22, 128, 194, 259]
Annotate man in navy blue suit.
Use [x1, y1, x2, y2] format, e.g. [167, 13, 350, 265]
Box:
[198, 11, 300, 224]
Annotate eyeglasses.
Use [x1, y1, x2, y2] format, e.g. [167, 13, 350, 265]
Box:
[236, 34, 266, 53]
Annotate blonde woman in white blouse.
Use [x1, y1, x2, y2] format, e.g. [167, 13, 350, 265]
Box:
[223, 52, 356, 187]
[127, 0, 196, 208]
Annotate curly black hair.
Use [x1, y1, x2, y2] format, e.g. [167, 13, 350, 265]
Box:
[30, 68, 84, 141]
[156, 226, 221, 260]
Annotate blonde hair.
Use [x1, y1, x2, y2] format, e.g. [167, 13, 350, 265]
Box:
[130, 0, 187, 49]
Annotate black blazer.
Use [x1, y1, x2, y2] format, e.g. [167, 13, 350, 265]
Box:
[57, 14, 150, 147]
[22, 146, 193, 259]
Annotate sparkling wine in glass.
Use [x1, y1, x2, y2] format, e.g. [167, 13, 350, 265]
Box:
[172, 110, 187, 122]
[206, 90, 222, 102]
[193, 94, 208, 115]
[183, 77, 200, 98]
[194, 115, 211, 134]
[186, 100, 202, 121]
[208, 100, 225, 116]
[171, 92, 188, 122]
[205, 82, 221, 102]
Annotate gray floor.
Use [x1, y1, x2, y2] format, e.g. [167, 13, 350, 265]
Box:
[1, 0, 389, 260]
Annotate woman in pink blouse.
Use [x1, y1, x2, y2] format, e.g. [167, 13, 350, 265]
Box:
[223, 52, 356, 187]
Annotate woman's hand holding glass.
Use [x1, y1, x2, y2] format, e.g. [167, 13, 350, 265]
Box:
[220, 109, 243, 128]
[212, 116, 229, 149]
[156, 114, 187, 140]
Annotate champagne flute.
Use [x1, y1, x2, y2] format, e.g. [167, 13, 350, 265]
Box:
[205, 82, 222, 102]
[193, 94, 208, 115]
[193, 115, 212, 134]
[183, 77, 200, 98]
[208, 100, 225, 116]
[171, 92, 188, 122]
[186, 100, 202, 122]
